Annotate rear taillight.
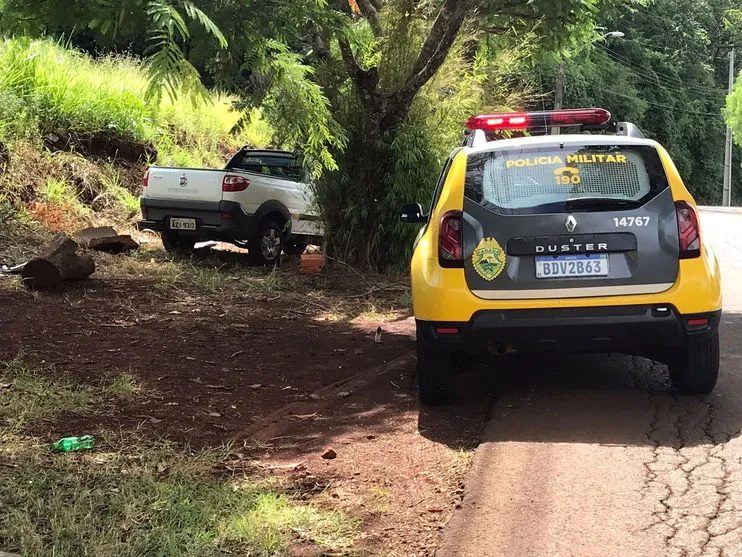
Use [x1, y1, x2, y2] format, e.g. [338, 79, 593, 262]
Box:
[143, 169, 150, 188]
[439, 210, 463, 268]
[222, 174, 249, 192]
[675, 201, 701, 259]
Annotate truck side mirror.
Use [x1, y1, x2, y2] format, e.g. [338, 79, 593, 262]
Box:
[400, 203, 427, 224]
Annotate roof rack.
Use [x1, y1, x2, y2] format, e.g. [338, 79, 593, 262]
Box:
[615, 122, 645, 138]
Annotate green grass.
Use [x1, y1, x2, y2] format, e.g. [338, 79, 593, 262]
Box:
[187, 263, 228, 293]
[0, 37, 280, 241]
[106, 371, 144, 400]
[95, 170, 141, 219]
[0, 355, 147, 430]
[226, 492, 359, 552]
[0, 433, 360, 557]
[0, 37, 272, 160]
[0, 354, 360, 555]
[0, 355, 99, 430]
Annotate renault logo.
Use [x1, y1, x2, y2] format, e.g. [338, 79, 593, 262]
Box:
[564, 215, 577, 232]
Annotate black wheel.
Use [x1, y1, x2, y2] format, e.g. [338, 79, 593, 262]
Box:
[161, 231, 196, 254]
[668, 332, 720, 395]
[416, 334, 455, 406]
[249, 218, 284, 266]
[284, 236, 309, 256]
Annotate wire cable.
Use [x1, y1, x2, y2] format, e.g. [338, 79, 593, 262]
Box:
[600, 87, 724, 117]
[598, 45, 728, 95]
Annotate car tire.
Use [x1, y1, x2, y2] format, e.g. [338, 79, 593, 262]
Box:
[668, 332, 720, 395]
[249, 218, 284, 266]
[161, 231, 196, 254]
[416, 335, 455, 406]
[284, 236, 309, 256]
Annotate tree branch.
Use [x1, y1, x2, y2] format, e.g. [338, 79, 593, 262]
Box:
[399, 0, 475, 99]
[338, 36, 379, 103]
[338, 36, 363, 82]
[356, 0, 383, 37]
[310, 26, 331, 60]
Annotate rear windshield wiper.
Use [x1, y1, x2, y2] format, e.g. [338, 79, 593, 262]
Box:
[564, 197, 642, 211]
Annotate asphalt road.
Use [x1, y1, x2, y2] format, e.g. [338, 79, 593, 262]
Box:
[438, 207, 742, 557]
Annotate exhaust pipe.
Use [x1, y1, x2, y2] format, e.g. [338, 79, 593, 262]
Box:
[489, 343, 516, 356]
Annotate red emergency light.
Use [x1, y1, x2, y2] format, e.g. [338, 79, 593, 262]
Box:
[465, 108, 612, 131]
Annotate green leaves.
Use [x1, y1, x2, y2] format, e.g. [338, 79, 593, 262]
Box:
[726, 75, 742, 148]
[182, 2, 227, 48]
[143, 1, 228, 101]
[258, 48, 347, 176]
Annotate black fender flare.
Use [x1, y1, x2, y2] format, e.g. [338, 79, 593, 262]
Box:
[253, 200, 292, 235]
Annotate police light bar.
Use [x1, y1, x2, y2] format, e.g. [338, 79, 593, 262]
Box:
[465, 108, 611, 131]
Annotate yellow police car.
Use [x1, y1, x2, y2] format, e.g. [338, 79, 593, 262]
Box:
[400, 108, 722, 405]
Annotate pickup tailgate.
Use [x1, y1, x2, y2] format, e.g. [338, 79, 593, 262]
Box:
[145, 167, 224, 203]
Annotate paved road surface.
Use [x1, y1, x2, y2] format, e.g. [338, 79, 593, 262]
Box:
[438, 208, 742, 557]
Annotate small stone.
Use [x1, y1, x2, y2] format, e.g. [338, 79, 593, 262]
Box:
[309, 393, 323, 401]
[337, 391, 351, 398]
[321, 447, 337, 460]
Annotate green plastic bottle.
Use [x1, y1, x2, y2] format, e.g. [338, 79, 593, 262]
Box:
[52, 435, 96, 452]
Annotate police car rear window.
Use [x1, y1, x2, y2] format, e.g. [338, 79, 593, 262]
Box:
[464, 144, 668, 214]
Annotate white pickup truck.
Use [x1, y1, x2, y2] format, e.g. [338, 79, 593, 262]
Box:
[138, 148, 321, 265]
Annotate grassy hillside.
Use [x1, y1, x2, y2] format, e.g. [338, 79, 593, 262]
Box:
[0, 38, 271, 244]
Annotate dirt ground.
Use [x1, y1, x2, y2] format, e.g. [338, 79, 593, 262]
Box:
[0, 251, 491, 556]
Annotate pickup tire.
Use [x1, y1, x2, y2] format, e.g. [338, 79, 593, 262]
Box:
[284, 236, 308, 256]
[249, 218, 284, 266]
[161, 232, 196, 254]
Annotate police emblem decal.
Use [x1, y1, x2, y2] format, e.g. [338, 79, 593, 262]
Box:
[472, 237, 506, 281]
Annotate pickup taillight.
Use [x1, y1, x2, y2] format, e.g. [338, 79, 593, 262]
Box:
[143, 169, 150, 189]
[222, 174, 249, 192]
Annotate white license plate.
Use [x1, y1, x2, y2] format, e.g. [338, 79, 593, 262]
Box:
[169, 218, 196, 231]
[535, 254, 609, 279]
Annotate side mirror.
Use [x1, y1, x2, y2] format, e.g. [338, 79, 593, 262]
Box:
[400, 203, 427, 224]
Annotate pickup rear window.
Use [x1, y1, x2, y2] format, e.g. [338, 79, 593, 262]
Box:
[228, 153, 304, 181]
[464, 144, 669, 214]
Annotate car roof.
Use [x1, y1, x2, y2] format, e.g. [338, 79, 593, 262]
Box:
[464, 134, 661, 156]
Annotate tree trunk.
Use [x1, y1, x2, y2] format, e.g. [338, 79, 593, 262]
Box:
[22, 233, 95, 290]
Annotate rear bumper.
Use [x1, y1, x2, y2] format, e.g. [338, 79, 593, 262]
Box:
[417, 305, 721, 358]
[138, 198, 257, 241]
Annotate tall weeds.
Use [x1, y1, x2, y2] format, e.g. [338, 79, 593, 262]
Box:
[0, 38, 273, 232]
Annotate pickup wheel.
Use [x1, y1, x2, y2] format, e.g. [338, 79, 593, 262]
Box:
[161, 232, 196, 254]
[284, 236, 309, 256]
[249, 218, 284, 266]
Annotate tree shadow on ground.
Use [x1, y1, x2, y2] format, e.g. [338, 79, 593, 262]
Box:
[419, 310, 742, 450]
[3, 266, 741, 455]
